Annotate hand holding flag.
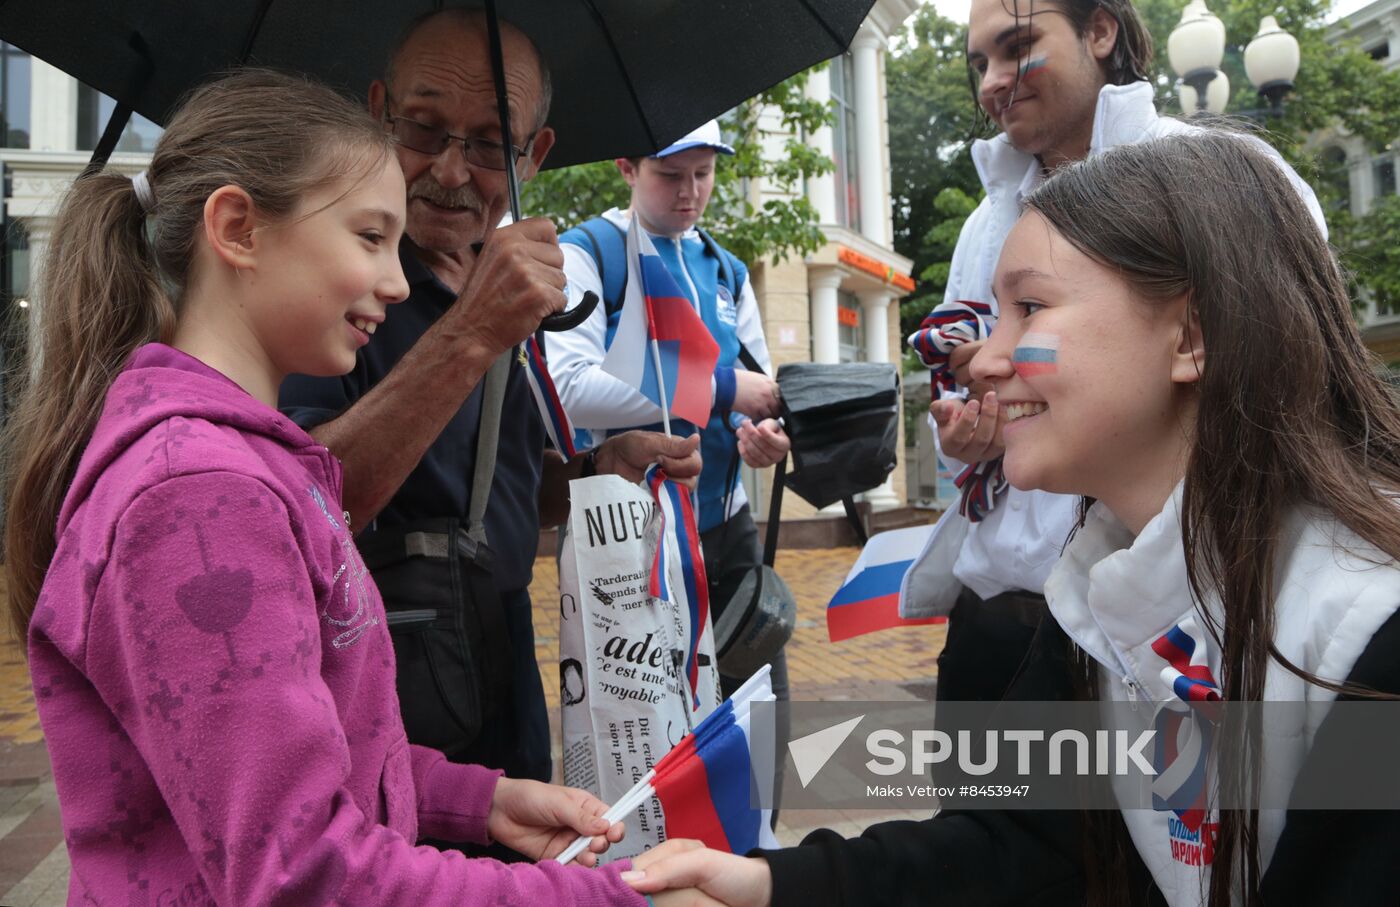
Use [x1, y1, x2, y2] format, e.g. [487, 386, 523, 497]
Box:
[555, 666, 779, 865]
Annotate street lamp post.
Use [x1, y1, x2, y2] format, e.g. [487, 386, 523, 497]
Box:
[1168, 1, 1302, 119]
[1168, 0, 1227, 114]
[1244, 15, 1302, 116]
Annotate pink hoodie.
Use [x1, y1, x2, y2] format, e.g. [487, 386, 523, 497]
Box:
[28, 344, 645, 906]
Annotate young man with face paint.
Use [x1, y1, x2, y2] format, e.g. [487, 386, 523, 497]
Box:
[904, 0, 1327, 707]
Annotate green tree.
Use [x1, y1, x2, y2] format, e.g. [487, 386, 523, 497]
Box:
[1348, 193, 1400, 316]
[1135, 0, 1400, 307]
[1138, 0, 1400, 153]
[886, 6, 988, 370]
[522, 72, 835, 265]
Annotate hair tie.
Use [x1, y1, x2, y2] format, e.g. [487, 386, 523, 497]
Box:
[131, 170, 155, 213]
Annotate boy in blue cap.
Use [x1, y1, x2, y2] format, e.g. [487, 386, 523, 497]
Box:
[548, 120, 792, 720]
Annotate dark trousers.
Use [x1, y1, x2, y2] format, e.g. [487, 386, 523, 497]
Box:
[425, 586, 550, 863]
[498, 586, 553, 783]
[936, 586, 1051, 703]
[701, 505, 790, 821]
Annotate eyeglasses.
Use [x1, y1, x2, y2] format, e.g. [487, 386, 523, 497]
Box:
[384, 111, 534, 173]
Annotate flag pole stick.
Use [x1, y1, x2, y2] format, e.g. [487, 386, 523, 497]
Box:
[648, 336, 673, 436]
[555, 773, 657, 865]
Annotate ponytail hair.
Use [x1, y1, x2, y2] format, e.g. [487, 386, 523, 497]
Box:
[3, 69, 393, 638]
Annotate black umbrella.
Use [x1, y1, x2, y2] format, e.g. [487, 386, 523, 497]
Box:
[0, 0, 875, 329]
[0, 0, 875, 170]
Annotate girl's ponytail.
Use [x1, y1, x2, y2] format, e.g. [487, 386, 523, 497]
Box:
[4, 170, 174, 637]
[3, 68, 393, 639]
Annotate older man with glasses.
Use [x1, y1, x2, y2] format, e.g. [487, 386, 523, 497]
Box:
[279, 8, 700, 861]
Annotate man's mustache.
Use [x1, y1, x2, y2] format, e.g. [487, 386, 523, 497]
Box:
[408, 176, 484, 212]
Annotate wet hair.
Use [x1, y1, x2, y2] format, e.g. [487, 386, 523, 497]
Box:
[3, 69, 394, 638]
[1027, 130, 1399, 906]
[966, 0, 1154, 134]
[383, 8, 553, 133]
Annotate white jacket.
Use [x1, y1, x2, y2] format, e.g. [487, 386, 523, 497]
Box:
[912, 81, 1328, 606]
[549, 207, 772, 433]
[1044, 484, 1398, 905]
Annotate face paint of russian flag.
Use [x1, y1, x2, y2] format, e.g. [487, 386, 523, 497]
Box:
[1012, 332, 1059, 378]
[1017, 55, 1049, 83]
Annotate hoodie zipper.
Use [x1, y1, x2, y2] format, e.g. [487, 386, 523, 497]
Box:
[670, 236, 703, 314]
[1055, 606, 1145, 710]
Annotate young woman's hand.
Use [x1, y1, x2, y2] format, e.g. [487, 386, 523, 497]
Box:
[486, 777, 624, 865]
[931, 389, 1004, 464]
[622, 839, 774, 907]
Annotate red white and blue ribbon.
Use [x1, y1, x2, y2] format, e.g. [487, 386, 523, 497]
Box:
[906, 300, 994, 394]
[522, 336, 577, 460]
[647, 465, 710, 711]
[1149, 617, 1222, 832]
[953, 459, 1008, 523]
[907, 300, 1004, 522]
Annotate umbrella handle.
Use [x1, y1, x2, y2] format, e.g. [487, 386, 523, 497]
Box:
[539, 290, 600, 332]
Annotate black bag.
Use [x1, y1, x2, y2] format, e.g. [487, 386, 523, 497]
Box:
[777, 361, 900, 511]
[355, 351, 515, 766]
[710, 354, 899, 673]
[360, 520, 513, 765]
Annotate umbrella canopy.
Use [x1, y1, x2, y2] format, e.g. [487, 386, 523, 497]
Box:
[0, 0, 875, 170]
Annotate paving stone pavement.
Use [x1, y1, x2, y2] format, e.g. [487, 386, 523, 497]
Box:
[0, 549, 947, 901]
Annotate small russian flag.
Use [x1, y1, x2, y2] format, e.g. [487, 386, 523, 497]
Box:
[602, 217, 720, 428]
[828, 526, 946, 642]
[554, 667, 779, 864]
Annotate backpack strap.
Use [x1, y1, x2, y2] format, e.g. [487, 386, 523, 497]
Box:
[696, 226, 746, 302]
[569, 218, 628, 348]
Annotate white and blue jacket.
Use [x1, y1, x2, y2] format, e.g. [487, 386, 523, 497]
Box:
[550, 207, 773, 532]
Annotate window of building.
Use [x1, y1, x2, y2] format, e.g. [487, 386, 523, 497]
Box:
[1374, 153, 1397, 201]
[77, 84, 162, 153]
[828, 53, 860, 232]
[837, 292, 865, 362]
[1, 42, 31, 148]
[1367, 41, 1390, 62]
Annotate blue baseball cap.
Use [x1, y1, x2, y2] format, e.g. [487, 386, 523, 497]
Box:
[653, 119, 735, 158]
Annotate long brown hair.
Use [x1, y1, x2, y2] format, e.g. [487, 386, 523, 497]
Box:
[2, 69, 393, 639]
[1027, 130, 1400, 905]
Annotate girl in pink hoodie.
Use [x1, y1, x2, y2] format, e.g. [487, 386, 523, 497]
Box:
[3, 69, 648, 907]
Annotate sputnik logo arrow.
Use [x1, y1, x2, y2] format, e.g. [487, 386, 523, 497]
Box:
[788, 715, 864, 788]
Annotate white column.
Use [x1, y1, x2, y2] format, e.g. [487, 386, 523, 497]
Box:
[808, 267, 843, 364]
[805, 66, 838, 224]
[851, 28, 887, 247]
[857, 290, 899, 507]
[29, 60, 79, 152]
[22, 217, 55, 375]
[858, 289, 891, 363]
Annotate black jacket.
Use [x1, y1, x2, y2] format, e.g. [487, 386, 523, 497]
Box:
[760, 609, 1400, 906]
